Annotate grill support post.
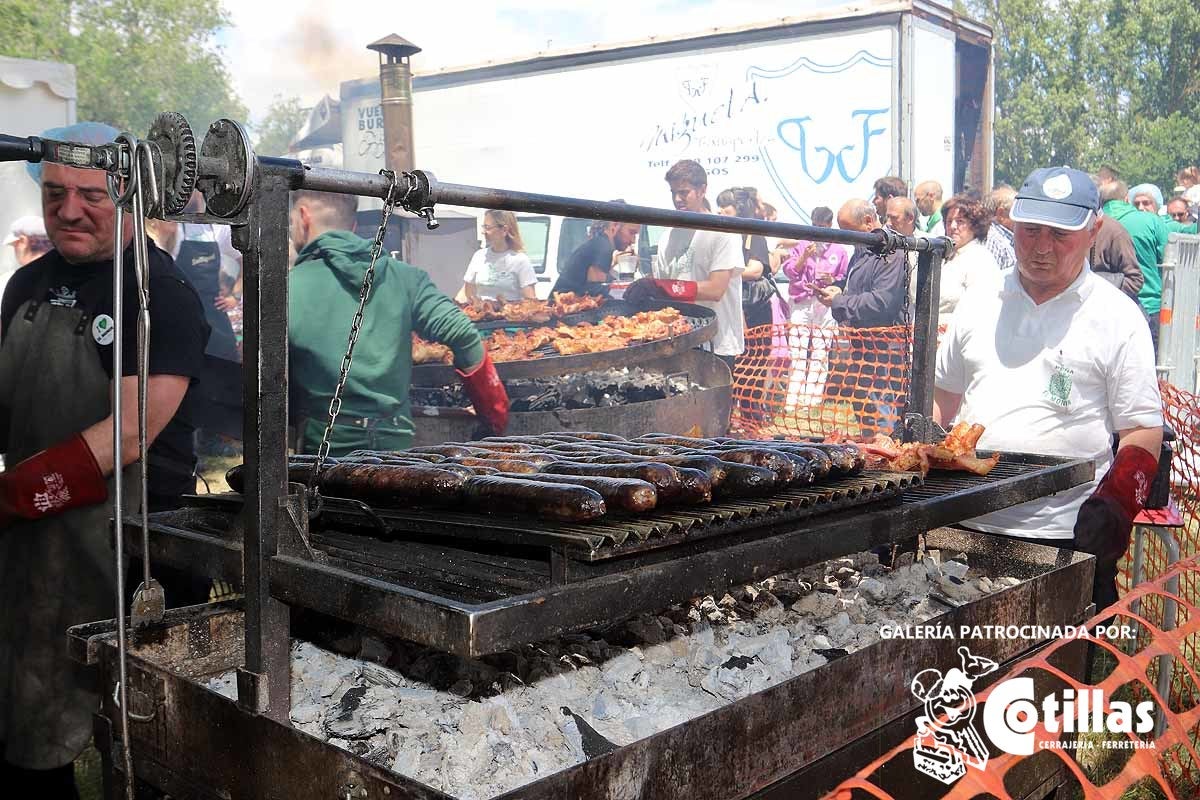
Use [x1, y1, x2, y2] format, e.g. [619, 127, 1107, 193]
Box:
[905, 246, 945, 443]
[230, 161, 302, 723]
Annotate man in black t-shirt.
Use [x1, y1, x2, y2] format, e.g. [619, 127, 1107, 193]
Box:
[0, 122, 208, 796]
[552, 219, 640, 296]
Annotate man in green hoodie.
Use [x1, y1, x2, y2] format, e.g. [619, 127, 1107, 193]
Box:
[288, 190, 507, 455]
[1100, 180, 1169, 351]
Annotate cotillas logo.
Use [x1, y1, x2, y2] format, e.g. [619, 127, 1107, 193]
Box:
[911, 646, 997, 784]
[912, 646, 1157, 785]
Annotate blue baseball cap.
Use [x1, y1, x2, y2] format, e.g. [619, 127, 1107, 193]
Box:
[25, 121, 120, 184]
[1010, 167, 1101, 231]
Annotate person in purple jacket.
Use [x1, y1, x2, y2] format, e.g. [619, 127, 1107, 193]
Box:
[782, 206, 850, 407]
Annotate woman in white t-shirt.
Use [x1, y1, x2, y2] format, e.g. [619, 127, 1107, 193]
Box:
[460, 210, 537, 302]
[938, 194, 1002, 327]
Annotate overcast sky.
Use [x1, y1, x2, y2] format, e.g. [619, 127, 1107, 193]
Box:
[221, 0, 855, 123]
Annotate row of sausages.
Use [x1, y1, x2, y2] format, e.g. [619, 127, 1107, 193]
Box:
[225, 432, 865, 523]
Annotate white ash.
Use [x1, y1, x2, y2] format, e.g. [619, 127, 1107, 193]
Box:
[202, 548, 1016, 800]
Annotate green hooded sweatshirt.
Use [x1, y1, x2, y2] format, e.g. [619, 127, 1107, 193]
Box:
[1103, 200, 1168, 314]
[289, 230, 484, 455]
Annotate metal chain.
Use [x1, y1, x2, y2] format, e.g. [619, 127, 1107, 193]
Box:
[308, 170, 401, 490]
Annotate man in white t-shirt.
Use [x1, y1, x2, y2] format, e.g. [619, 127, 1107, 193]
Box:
[934, 166, 1163, 609]
[624, 160, 744, 365]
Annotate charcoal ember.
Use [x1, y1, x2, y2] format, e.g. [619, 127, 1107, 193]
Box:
[410, 367, 695, 412]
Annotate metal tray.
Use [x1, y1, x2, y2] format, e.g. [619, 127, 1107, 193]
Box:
[412, 299, 717, 383]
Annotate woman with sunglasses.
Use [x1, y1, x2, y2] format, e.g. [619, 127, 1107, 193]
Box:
[460, 210, 537, 303]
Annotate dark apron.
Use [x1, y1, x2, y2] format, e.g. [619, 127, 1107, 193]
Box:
[0, 299, 139, 769]
[176, 236, 242, 438]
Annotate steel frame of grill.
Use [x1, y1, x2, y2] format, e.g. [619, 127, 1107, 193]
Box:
[221, 155, 954, 723]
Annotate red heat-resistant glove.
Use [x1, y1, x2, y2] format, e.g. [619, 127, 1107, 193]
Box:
[0, 433, 109, 528]
[622, 278, 698, 304]
[1073, 445, 1158, 559]
[458, 351, 510, 436]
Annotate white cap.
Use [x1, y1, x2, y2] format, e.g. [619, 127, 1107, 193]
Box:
[4, 215, 47, 245]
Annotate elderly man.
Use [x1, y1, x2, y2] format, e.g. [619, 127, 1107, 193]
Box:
[983, 185, 1017, 271]
[885, 195, 917, 236]
[915, 180, 945, 237]
[935, 167, 1162, 609]
[0, 122, 209, 795]
[1167, 196, 1193, 225]
[289, 190, 506, 455]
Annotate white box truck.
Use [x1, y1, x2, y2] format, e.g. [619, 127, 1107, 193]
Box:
[337, 0, 992, 296]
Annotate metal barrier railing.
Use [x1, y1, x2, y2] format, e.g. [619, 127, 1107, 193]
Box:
[1157, 233, 1200, 393]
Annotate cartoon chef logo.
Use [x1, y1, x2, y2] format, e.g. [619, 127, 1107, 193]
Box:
[92, 314, 115, 346]
[910, 646, 998, 785]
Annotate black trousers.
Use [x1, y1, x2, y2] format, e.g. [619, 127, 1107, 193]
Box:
[0, 743, 79, 800]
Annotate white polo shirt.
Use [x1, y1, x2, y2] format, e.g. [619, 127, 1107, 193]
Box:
[935, 265, 1162, 539]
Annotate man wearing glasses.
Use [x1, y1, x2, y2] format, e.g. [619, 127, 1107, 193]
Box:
[0, 122, 208, 795]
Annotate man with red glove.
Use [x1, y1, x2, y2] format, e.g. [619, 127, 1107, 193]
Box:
[288, 190, 507, 456]
[933, 166, 1163, 610]
[623, 160, 745, 369]
[0, 122, 209, 795]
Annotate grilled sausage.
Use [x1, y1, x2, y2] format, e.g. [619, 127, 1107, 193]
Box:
[457, 441, 538, 454]
[574, 452, 729, 487]
[460, 475, 606, 521]
[633, 434, 720, 448]
[698, 447, 794, 484]
[539, 461, 682, 498]
[561, 432, 629, 442]
[225, 462, 328, 493]
[319, 463, 467, 506]
[406, 444, 479, 458]
[482, 435, 588, 446]
[568, 441, 678, 457]
[543, 443, 613, 455]
[806, 442, 866, 475]
[720, 440, 856, 477]
[495, 472, 657, 514]
[450, 457, 541, 474]
[713, 462, 780, 499]
[673, 467, 713, 505]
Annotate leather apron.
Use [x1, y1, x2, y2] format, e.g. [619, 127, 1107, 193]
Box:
[177, 234, 242, 437]
[0, 297, 139, 769]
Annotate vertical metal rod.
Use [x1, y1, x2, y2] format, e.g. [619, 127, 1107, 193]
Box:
[232, 165, 295, 722]
[906, 245, 943, 442]
[130, 183, 152, 587]
[110, 204, 136, 800]
[1150, 526, 1180, 739]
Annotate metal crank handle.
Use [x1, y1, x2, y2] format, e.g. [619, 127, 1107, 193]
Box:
[0, 133, 121, 171]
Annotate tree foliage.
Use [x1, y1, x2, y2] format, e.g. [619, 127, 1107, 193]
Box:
[962, 0, 1200, 190]
[253, 96, 308, 157]
[2, 0, 246, 137]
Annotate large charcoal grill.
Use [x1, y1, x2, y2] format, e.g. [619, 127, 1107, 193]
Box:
[124, 452, 1091, 658]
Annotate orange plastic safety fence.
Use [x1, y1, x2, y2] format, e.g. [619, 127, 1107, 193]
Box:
[729, 323, 911, 439]
[825, 559, 1200, 800]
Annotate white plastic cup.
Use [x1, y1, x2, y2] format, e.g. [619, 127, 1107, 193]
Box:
[616, 253, 637, 280]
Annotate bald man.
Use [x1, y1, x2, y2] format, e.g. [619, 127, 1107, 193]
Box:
[915, 180, 944, 237]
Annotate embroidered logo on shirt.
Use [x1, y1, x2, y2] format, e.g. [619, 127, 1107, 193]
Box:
[33, 472, 71, 513]
[1044, 359, 1074, 408]
[92, 314, 115, 346]
[49, 285, 77, 307]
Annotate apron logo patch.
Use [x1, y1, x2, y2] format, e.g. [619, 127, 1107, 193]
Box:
[92, 314, 115, 346]
[33, 472, 71, 513]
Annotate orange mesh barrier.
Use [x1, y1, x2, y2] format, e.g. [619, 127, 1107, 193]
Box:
[824, 560, 1200, 799]
[730, 323, 911, 439]
[820, 379, 1200, 799]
